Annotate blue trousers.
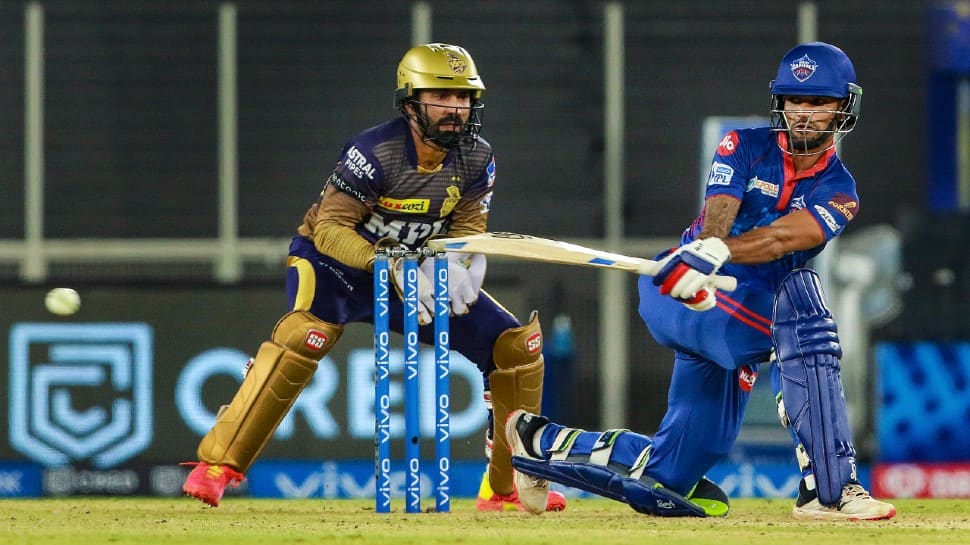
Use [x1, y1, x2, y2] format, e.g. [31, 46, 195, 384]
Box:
[633, 276, 775, 494]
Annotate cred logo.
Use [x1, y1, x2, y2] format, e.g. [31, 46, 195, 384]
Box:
[525, 333, 542, 355]
[8, 323, 154, 468]
[304, 330, 328, 351]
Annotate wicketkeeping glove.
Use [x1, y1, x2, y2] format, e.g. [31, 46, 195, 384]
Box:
[376, 238, 434, 325]
[391, 256, 435, 325]
[420, 252, 486, 316]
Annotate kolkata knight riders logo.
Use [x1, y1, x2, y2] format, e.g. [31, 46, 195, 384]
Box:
[445, 52, 467, 74]
[440, 185, 461, 217]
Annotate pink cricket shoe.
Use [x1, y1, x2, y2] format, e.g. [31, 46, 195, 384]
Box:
[475, 470, 567, 512]
[181, 462, 245, 507]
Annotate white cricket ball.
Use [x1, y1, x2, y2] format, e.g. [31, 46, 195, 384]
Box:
[45, 287, 81, 316]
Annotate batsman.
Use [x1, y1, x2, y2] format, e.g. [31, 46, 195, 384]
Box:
[182, 42, 566, 512]
[504, 42, 896, 520]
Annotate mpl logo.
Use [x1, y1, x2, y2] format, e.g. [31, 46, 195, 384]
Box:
[8, 323, 153, 468]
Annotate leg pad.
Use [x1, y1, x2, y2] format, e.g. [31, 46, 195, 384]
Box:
[488, 311, 545, 495]
[197, 312, 342, 472]
[772, 269, 857, 506]
[512, 456, 705, 517]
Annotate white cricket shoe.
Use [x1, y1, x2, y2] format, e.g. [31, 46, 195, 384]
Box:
[505, 410, 551, 515]
[792, 482, 897, 521]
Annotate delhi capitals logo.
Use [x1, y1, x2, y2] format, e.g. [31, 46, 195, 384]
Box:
[790, 54, 817, 82]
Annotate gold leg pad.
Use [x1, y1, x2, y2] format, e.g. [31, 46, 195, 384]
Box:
[196, 312, 343, 473]
[197, 342, 318, 472]
[487, 311, 545, 495]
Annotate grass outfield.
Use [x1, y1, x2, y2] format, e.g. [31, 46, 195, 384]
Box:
[1, 497, 968, 544]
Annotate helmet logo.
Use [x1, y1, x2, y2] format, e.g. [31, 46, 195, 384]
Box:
[791, 53, 818, 83]
[445, 52, 468, 74]
[790, 54, 818, 82]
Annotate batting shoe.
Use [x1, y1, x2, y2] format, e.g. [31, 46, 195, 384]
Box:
[504, 409, 557, 514]
[686, 477, 731, 517]
[792, 480, 896, 521]
[181, 462, 245, 507]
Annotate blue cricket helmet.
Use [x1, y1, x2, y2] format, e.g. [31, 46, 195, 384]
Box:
[771, 42, 858, 98]
[769, 42, 863, 153]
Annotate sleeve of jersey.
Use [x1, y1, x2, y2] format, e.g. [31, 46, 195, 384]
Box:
[702, 130, 749, 201]
[804, 177, 861, 242]
[448, 154, 495, 237]
[313, 187, 377, 271]
[329, 138, 385, 202]
[310, 137, 387, 271]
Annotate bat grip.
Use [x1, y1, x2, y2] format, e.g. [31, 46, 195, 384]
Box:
[708, 275, 738, 292]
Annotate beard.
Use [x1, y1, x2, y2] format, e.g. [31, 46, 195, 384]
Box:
[787, 118, 837, 153]
[789, 131, 831, 152]
[425, 124, 463, 147]
[422, 116, 465, 148]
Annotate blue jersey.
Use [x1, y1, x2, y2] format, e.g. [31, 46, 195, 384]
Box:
[682, 127, 859, 291]
[640, 127, 860, 369]
[688, 127, 859, 290]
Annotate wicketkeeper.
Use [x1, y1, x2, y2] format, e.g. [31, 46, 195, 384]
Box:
[182, 43, 566, 512]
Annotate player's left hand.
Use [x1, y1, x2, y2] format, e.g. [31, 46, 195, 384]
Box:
[420, 252, 486, 316]
[653, 237, 731, 304]
[680, 287, 717, 311]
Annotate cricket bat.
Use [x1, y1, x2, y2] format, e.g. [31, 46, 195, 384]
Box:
[426, 232, 737, 291]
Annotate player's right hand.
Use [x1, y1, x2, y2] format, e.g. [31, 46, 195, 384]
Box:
[391, 256, 435, 325]
[420, 252, 486, 316]
[653, 237, 731, 303]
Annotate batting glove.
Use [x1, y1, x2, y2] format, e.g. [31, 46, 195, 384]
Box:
[680, 287, 717, 312]
[653, 237, 731, 308]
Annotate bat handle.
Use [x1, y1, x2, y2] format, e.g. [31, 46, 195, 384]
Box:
[636, 259, 738, 292]
[708, 275, 738, 292]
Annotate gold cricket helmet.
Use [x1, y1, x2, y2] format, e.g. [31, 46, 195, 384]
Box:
[395, 43, 485, 107]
